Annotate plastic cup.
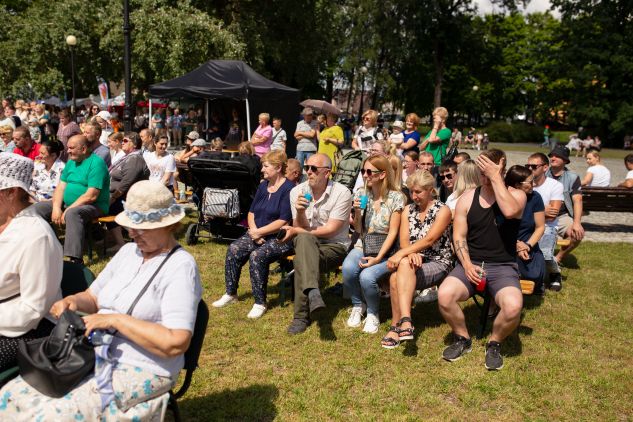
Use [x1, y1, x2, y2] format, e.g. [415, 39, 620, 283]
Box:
[359, 195, 369, 210]
[304, 192, 312, 202]
[476, 273, 487, 293]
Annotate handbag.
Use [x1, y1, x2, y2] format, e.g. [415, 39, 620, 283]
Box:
[360, 207, 391, 257]
[17, 245, 182, 398]
[202, 187, 240, 219]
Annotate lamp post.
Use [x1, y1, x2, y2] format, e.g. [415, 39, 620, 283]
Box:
[358, 65, 368, 122]
[471, 85, 479, 126]
[123, 0, 133, 131]
[65, 35, 77, 120]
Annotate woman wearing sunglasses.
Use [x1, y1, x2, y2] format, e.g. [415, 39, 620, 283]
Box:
[342, 154, 404, 334]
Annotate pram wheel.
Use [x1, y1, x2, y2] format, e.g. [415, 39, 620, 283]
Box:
[185, 223, 198, 245]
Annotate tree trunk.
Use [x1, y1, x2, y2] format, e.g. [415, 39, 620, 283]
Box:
[346, 70, 355, 114]
[433, 40, 444, 108]
[326, 72, 334, 102]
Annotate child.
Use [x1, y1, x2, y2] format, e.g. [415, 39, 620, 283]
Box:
[28, 117, 41, 143]
[271, 117, 287, 152]
[389, 120, 405, 157]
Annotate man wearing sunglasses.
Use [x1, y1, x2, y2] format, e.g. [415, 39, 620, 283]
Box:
[438, 161, 457, 203]
[279, 153, 352, 335]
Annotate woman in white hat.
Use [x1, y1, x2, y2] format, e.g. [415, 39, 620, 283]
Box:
[0, 153, 63, 372]
[0, 180, 202, 420]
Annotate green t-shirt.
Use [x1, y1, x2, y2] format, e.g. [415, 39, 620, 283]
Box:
[61, 153, 111, 214]
[424, 127, 452, 165]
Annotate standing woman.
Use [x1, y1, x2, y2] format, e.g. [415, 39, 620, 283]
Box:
[212, 150, 294, 319]
[382, 170, 453, 348]
[399, 113, 422, 154]
[420, 107, 452, 166]
[145, 135, 176, 192]
[250, 112, 273, 158]
[30, 140, 65, 201]
[343, 154, 404, 334]
[34, 104, 50, 143]
[352, 109, 383, 151]
[317, 113, 345, 172]
[151, 108, 166, 139]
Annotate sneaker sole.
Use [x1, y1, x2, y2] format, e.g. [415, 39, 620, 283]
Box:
[485, 361, 504, 370]
[346, 321, 362, 328]
[442, 346, 472, 362]
[212, 300, 237, 308]
[399, 334, 414, 341]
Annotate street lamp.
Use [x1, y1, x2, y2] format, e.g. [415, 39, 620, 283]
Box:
[358, 65, 368, 122]
[471, 85, 479, 126]
[65, 35, 77, 120]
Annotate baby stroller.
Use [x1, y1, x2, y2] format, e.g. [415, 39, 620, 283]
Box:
[184, 157, 260, 244]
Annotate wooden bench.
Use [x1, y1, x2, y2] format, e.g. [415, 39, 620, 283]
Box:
[474, 279, 535, 339]
[582, 187, 633, 212]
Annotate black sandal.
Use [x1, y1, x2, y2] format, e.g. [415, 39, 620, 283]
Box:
[398, 317, 415, 341]
[381, 325, 401, 349]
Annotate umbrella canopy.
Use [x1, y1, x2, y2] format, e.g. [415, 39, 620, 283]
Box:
[300, 99, 341, 116]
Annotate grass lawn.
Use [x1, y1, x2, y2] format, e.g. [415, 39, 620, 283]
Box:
[87, 227, 633, 421]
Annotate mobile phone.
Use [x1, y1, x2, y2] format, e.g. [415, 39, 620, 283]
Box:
[276, 229, 287, 241]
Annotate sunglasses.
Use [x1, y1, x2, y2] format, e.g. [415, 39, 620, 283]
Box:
[303, 165, 330, 173]
[122, 139, 130, 143]
[525, 164, 544, 170]
[439, 173, 454, 180]
[360, 168, 384, 176]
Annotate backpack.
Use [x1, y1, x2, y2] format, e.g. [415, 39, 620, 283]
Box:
[332, 150, 365, 192]
[202, 188, 240, 219]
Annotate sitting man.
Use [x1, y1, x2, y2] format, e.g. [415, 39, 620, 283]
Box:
[279, 153, 352, 335]
[438, 149, 526, 370]
[12, 126, 40, 160]
[33, 135, 110, 264]
[84, 121, 112, 167]
[618, 153, 633, 188]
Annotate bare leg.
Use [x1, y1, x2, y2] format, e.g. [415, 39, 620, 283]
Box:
[396, 258, 417, 332]
[489, 287, 523, 343]
[381, 273, 401, 344]
[438, 276, 471, 338]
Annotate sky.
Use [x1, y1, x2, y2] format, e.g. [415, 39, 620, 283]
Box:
[474, 0, 556, 15]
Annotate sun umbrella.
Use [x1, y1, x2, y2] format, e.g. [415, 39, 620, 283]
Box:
[300, 99, 342, 116]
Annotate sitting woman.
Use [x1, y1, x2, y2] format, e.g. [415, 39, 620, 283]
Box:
[212, 150, 294, 319]
[343, 155, 404, 334]
[30, 140, 65, 201]
[107, 132, 126, 167]
[505, 165, 546, 293]
[0, 153, 63, 372]
[231, 141, 261, 179]
[198, 137, 230, 160]
[145, 135, 177, 192]
[581, 150, 611, 187]
[445, 159, 481, 214]
[382, 170, 453, 349]
[0, 180, 202, 419]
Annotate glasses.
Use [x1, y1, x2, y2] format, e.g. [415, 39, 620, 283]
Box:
[303, 165, 330, 173]
[439, 173, 454, 181]
[363, 117, 371, 121]
[122, 139, 130, 143]
[360, 168, 384, 176]
[525, 164, 544, 170]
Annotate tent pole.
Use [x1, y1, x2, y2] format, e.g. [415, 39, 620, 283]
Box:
[245, 97, 251, 140]
[148, 99, 153, 131]
[205, 99, 209, 141]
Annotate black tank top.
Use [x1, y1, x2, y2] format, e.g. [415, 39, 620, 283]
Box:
[466, 187, 517, 263]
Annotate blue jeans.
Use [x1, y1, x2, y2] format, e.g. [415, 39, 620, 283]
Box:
[538, 225, 560, 274]
[342, 248, 391, 315]
[295, 150, 315, 169]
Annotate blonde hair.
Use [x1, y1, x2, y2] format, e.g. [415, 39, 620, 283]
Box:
[211, 137, 224, 151]
[452, 159, 481, 198]
[259, 113, 270, 124]
[388, 154, 403, 189]
[238, 141, 255, 155]
[362, 109, 379, 126]
[262, 149, 288, 173]
[406, 170, 436, 198]
[587, 150, 601, 161]
[364, 154, 398, 200]
[433, 107, 448, 121]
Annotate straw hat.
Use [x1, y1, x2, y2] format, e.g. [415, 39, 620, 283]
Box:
[115, 181, 185, 229]
[0, 153, 34, 195]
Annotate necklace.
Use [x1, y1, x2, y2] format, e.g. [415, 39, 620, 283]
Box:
[268, 177, 285, 193]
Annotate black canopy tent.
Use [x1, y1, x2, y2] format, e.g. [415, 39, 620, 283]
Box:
[149, 60, 301, 155]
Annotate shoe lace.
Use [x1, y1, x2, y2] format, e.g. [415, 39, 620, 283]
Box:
[487, 343, 501, 357]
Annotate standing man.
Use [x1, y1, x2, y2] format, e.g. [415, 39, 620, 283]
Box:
[279, 153, 352, 335]
[527, 152, 564, 292]
[546, 146, 584, 266]
[12, 127, 41, 160]
[294, 108, 318, 168]
[84, 122, 111, 167]
[32, 135, 110, 264]
[438, 149, 526, 370]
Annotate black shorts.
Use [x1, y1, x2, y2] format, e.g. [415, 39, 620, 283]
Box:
[449, 261, 520, 298]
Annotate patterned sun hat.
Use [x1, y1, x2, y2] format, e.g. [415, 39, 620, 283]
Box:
[0, 152, 34, 194]
[115, 180, 185, 229]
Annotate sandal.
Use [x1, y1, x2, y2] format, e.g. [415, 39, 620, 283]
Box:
[398, 317, 415, 341]
[381, 325, 401, 349]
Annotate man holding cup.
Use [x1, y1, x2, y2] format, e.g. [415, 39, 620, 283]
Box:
[437, 149, 526, 370]
[279, 153, 352, 335]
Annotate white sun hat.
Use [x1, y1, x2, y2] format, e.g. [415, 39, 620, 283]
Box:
[0, 152, 35, 195]
[115, 180, 185, 229]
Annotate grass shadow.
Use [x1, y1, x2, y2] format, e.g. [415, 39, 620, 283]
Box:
[178, 384, 278, 421]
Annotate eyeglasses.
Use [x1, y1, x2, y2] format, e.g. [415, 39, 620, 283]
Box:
[360, 168, 384, 176]
[525, 164, 544, 170]
[439, 173, 454, 180]
[122, 139, 130, 143]
[303, 165, 330, 173]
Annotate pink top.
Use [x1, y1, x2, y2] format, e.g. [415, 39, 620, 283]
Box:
[253, 124, 272, 157]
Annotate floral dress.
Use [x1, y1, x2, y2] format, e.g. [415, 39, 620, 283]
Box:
[30, 159, 65, 201]
[407, 200, 453, 266]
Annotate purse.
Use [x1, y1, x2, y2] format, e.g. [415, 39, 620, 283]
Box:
[17, 245, 182, 398]
[360, 207, 391, 257]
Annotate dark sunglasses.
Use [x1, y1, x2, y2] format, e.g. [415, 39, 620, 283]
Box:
[525, 164, 544, 170]
[360, 168, 384, 176]
[122, 138, 130, 143]
[303, 165, 330, 173]
[439, 173, 454, 180]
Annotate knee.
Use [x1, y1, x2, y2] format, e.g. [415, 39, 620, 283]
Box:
[359, 271, 377, 290]
[437, 282, 458, 310]
[500, 296, 523, 320]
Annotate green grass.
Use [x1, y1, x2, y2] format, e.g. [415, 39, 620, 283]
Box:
[87, 225, 633, 421]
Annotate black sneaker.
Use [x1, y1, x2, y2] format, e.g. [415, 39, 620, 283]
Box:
[287, 318, 311, 335]
[308, 289, 326, 315]
[549, 273, 562, 292]
[442, 335, 472, 362]
[485, 341, 504, 370]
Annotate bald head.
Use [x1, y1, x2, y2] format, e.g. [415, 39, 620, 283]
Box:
[67, 134, 90, 162]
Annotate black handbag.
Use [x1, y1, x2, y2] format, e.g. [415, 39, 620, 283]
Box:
[17, 310, 95, 398]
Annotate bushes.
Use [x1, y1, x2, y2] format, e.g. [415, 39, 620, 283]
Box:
[483, 121, 544, 143]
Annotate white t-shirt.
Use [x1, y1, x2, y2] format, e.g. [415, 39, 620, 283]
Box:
[587, 165, 611, 187]
[445, 191, 460, 211]
[89, 243, 202, 377]
[99, 128, 113, 146]
[145, 152, 177, 186]
[110, 149, 125, 166]
[0, 205, 63, 336]
[533, 176, 564, 227]
[354, 125, 383, 151]
[271, 128, 287, 151]
[626, 169, 633, 181]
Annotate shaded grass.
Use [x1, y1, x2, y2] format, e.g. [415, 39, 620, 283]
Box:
[87, 227, 633, 421]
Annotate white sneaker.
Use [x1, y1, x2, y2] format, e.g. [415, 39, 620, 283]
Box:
[247, 303, 266, 319]
[212, 294, 238, 308]
[346, 305, 366, 328]
[362, 313, 380, 334]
